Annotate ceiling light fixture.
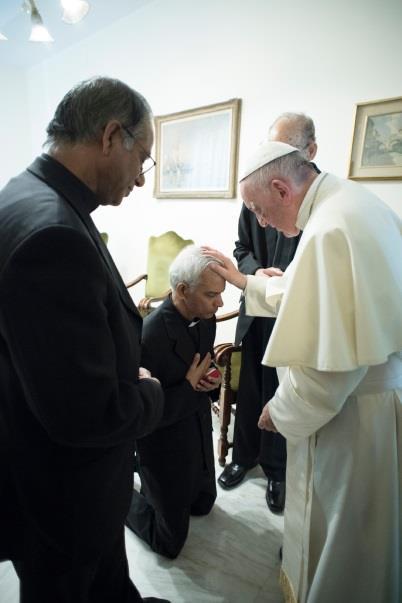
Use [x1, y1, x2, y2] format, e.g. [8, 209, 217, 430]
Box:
[26, 0, 54, 43]
[1, 0, 91, 43]
[61, 0, 90, 24]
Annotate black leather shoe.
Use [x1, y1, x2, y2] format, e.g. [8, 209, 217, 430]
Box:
[266, 479, 286, 514]
[218, 462, 250, 489]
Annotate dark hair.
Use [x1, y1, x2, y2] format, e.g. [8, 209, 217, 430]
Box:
[45, 76, 152, 148]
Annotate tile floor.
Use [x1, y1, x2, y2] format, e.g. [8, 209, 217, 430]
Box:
[0, 414, 284, 602]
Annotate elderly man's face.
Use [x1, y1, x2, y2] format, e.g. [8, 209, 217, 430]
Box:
[100, 122, 154, 207]
[182, 267, 225, 320]
[240, 179, 300, 238]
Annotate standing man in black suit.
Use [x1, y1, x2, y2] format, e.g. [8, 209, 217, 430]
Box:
[218, 113, 318, 514]
[0, 77, 169, 603]
[126, 245, 224, 559]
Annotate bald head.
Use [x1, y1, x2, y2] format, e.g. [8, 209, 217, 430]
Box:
[268, 112, 317, 160]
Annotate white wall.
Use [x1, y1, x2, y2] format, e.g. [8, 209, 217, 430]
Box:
[3, 0, 402, 343]
[0, 68, 32, 187]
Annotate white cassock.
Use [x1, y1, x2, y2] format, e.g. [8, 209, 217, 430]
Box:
[244, 173, 402, 603]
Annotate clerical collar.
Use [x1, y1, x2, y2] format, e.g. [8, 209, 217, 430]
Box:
[31, 154, 100, 214]
[167, 295, 200, 327]
[296, 172, 328, 231]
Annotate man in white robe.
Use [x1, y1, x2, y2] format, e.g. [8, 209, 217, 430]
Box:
[203, 141, 402, 603]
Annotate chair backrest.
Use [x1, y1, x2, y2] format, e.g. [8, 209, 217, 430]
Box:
[228, 350, 241, 393]
[215, 344, 241, 395]
[145, 231, 194, 298]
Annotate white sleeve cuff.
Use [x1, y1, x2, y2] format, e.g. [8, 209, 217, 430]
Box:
[269, 365, 368, 444]
[244, 275, 277, 317]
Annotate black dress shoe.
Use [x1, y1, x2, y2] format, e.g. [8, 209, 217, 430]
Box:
[218, 462, 249, 489]
[266, 479, 286, 514]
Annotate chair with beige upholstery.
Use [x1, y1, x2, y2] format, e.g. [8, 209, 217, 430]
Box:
[126, 231, 194, 317]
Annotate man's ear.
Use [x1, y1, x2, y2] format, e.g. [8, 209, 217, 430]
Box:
[271, 179, 291, 205]
[176, 282, 189, 300]
[307, 142, 318, 160]
[101, 120, 121, 155]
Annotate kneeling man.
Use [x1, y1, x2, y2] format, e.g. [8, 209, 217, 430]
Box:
[126, 245, 224, 558]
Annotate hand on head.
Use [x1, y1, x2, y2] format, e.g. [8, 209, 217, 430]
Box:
[201, 246, 247, 290]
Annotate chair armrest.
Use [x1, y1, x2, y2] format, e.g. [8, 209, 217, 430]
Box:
[215, 309, 239, 323]
[126, 274, 148, 289]
[138, 290, 172, 317]
[214, 343, 241, 367]
[142, 290, 171, 307]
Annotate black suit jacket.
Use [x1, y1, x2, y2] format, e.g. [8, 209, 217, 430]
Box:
[136, 297, 216, 506]
[0, 154, 164, 562]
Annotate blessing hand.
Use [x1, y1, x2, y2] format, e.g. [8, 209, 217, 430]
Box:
[201, 246, 247, 290]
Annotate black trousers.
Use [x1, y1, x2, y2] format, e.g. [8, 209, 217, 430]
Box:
[232, 317, 286, 482]
[12, 528, 143, 603]
[126, 465, 216, 560]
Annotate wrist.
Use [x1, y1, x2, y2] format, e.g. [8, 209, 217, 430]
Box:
[237, 273, 247, 290]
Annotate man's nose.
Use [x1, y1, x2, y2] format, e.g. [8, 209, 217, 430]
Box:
[216, 295, 224, 308]
[134, 173, 146, 187]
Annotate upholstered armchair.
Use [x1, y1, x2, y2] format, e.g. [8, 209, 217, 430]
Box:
[126, 231, 194, 317]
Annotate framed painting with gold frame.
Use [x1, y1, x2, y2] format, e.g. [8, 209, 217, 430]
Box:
[348, 96, 402, 180]
[154, 99, 241, 198]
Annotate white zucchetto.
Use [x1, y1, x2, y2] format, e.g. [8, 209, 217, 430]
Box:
[239, 140, 299, 181]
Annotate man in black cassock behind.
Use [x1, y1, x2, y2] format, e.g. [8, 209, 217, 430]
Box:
[218, 113, 319, 514]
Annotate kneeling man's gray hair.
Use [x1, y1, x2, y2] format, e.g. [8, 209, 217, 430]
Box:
[169, 245, 220, 290]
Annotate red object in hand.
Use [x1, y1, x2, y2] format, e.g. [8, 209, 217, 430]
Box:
[206, 367, 220, 379]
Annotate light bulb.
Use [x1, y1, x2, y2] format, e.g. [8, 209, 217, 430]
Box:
[29, 23, 54, 42]
[61, 0, 90, 24]
[28, 0, 54, 43]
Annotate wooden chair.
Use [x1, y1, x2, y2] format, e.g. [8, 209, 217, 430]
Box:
[126, 231, 193, 317]
[212, 310, 242, 466]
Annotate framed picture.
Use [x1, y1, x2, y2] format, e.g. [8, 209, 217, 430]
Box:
[154, 99, 241, 198]
[348, 96, 402, 180]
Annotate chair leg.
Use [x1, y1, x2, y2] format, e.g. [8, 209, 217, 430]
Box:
[217, 393, 232, 466]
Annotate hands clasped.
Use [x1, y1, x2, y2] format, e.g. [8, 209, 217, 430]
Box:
[186, 352, 221, 392]
[138, 366, 160, 385]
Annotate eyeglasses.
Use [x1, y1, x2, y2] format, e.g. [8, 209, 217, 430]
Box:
[121, 125, 156, 176]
